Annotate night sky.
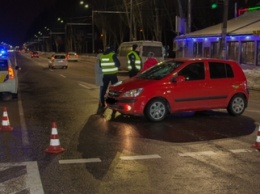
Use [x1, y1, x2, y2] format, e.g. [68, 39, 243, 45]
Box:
[0, 0, 57, 46]
[0, 0, 259, 47]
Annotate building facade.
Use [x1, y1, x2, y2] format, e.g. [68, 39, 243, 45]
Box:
[174, 10, 260, 67]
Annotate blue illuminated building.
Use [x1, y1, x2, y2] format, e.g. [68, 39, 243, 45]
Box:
[174, 10, 260, 67]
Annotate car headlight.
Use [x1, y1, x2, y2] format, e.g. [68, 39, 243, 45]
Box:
[122, 88, 143, 97]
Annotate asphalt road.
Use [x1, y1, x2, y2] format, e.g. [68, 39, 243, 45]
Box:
[0, 52, 259, 194]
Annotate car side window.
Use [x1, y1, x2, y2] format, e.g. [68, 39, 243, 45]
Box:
[209, 62, 234, 79]
[178, 62, 205, 81]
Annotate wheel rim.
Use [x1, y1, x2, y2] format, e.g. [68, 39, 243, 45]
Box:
[231, 97, 245, 114]
[149, 101, 166, 120]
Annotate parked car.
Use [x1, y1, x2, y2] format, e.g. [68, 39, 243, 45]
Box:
[0, 56, 20, 100]
[48, 53, 68, 69]
[66, 52, 79, 62]
[31, 51, 39, 58]
[106, 58, 249, 122]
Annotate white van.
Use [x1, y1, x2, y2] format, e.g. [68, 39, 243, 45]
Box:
[117, 40, 164, 71]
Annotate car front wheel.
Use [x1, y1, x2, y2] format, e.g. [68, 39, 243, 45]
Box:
[227, 94, 246, 116]
[144, 98, 168, 122]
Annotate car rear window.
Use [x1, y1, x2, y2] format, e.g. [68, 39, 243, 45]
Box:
[54, 55, 66, 59]
[142, 46, 163, 58]
[209, 62, 234, 79]
[0, 60, 8, 71]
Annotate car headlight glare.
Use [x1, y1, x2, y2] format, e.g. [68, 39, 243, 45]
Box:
[122, 88, 143, 97]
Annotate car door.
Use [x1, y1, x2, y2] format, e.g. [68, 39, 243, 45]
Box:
[171, 62, 208, 111]
[0, 59, 9, 84]
[206, 61, 235, 107]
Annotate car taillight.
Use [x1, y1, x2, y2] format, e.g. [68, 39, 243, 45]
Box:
[8, 67, 14, 79]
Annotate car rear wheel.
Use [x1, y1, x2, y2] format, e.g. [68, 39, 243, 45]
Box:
[227, 94, 246, 116]
[144, 98, 167, 122]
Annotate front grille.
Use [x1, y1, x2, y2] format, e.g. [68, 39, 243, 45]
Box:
[108, 90, 121, 98]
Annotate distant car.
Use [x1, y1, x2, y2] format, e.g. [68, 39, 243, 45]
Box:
[66, 52, 79, 62]
[31, 51, 39, 58]
[48, 53, 68, 69]
[106, 58, 249, 122]
[0, 56, 20, 100]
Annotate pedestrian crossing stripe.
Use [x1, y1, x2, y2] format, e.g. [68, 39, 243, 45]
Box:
[0, 161, 43, 194]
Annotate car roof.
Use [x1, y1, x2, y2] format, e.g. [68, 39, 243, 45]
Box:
[169, 58, 238, 64]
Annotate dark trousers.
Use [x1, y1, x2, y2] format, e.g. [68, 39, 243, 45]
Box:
[101, 74, 118, 106]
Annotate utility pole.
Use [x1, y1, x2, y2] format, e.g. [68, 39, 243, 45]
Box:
[220, 0, 228, 59]
[187, 0, 191, 33]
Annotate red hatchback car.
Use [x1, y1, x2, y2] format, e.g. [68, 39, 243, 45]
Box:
[106, 58, 249, 122]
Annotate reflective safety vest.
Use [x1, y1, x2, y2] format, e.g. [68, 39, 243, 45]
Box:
[100, 52, 118, 75]
[127, 51, 142, 71]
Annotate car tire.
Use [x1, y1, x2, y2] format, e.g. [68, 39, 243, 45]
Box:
[227, 94, 246, 116]
[144, 98, 168, 122]
[1, 92, 13, 101]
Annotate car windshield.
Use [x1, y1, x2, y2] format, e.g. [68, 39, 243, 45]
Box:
[54, 55, 65, 59]
[137, 60, 183, 80]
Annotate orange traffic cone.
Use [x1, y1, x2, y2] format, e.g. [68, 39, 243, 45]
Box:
[0, 107, 13, 131]
[45, 122, 65, 154]
[252, 125, 260, 150]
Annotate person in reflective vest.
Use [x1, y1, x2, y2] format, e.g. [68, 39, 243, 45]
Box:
[99, 45, 120, 108]
[127, 44, 142, 77]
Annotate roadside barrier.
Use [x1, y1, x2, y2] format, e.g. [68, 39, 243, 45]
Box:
[45, 122, 65, 154]
[0, 107, 13, 131]
[252, 125, 260, 150]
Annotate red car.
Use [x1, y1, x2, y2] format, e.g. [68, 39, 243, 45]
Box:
[106, 58, 249, 122]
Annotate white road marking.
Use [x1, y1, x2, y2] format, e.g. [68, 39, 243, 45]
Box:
[229, 149, 253, 153]
[18, 93, 29, 147]
[178, 151, 216, 157]
[245, 109, 260, 113]
[78, 82, 98, 89]
[59, 74, 66, 78]
[120, 154, 161, 161]
[79, 83, 91, 89]
[59, 158, 102, 164]
[0, 162, 44, 194]
[178, 148, 257, 157]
